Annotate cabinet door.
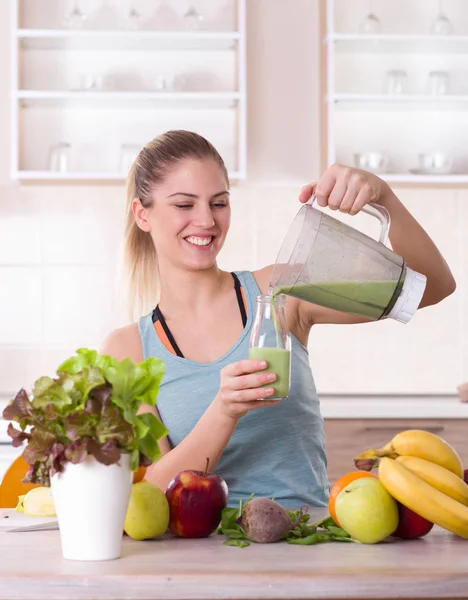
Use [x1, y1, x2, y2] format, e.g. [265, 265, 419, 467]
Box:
[324, 419, 468, 485]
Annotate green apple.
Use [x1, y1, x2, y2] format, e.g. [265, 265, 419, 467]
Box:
[124, 481, 170, 541]
[335, 477, 398, 544]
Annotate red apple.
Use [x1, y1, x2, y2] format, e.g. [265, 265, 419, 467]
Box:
[463, 469, 468, 485]
[165, 459, 228, 538]
[393, 502, 434, 539]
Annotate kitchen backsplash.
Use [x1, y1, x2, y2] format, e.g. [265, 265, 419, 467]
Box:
[0, 183, 466, 397]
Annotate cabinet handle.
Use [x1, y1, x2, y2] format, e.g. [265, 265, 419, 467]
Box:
[363, 425, 445, 434]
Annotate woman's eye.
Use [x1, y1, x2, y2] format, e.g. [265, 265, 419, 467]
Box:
[212, 202, 228, 209]
[176, 204, 193, 209]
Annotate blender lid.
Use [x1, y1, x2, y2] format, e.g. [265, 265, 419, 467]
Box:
[387, 267, 427, 324]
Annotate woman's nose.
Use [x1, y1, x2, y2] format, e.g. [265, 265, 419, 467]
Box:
[192, 204, 215, 228]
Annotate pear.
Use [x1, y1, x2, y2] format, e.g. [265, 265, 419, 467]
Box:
[124, 481, 169, 541]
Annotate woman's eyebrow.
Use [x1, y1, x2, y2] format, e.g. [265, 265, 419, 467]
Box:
[167, 191, 229, 199]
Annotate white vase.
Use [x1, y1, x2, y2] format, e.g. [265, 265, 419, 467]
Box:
[50, 453, 133, 561]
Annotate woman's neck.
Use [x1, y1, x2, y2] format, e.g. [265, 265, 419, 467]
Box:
[157, 264, 233, 318]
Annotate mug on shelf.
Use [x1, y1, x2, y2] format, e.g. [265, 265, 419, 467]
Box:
[48, 143, 71, 172]
[417, 152, 452, 174]
[427, 71, 450, 96]
[384, 70, 408, 95]
[354, 152, 389, 174]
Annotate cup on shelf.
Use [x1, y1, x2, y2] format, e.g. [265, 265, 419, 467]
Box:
[118, 144, 141, 174]
[354, 152, 388, 174]
[48, 143, 71, 173]
[154, 75, 173, 91]
[78, 74, 115, 91]
[153, 74, 186, 92]
[183, 5, 204, 30]
[64, 1, 86, 29]
[417, 152, 452, 174]
[430, 0, 453, 35]
[384, 70, 408, 95]
[123, 4, 142, 30]
[359, 0, 381, 34]
[427, 71, 450, 96]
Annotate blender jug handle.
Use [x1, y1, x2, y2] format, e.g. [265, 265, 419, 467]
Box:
[310, 195, 390, 246]
[362, 203, 391, 246]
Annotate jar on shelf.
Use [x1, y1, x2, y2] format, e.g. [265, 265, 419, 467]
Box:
[248, 294, 291, 400]
[384, 70, 408, 95]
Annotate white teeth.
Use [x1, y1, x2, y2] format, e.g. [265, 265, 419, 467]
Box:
[186, 236, 212, 246]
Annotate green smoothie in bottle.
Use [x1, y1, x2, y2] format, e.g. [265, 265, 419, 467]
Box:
[249, 294, 291, 400]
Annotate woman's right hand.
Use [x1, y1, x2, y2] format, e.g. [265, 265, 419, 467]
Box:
[216, 360, 279, 419]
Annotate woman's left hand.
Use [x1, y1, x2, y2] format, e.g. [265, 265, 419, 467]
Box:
[299, 164, 390, 215]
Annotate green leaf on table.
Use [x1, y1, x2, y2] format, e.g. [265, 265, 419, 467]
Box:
[224, 539, 250, 548]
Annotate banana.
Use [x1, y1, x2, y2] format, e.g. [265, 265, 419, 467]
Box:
[354, 429, 463, 478]
[378, 457, 468, 539]
[396, 455, 468, 506]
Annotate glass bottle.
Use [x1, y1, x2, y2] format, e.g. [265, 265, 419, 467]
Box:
[248, 294, 291, 400]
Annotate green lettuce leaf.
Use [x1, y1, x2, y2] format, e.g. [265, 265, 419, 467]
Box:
[2, 349, 168, 486]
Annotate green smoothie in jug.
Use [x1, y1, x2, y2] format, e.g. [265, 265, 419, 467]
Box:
[248, 347, 291, 399]
[275, 280, 399, 320]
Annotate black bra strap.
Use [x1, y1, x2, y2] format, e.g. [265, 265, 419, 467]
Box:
[152, 273, 247, 358]
[152, 306, 184, 358]
[232, 272, 248, 328]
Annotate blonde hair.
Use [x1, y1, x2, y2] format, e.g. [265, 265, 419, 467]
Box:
[124, 130, 229, 319]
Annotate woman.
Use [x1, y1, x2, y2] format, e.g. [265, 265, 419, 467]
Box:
[102, 130, 455, 508]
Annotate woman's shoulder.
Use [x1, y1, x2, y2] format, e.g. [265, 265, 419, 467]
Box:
[100, 322, 143, 363]
[250, 265, 273, 294]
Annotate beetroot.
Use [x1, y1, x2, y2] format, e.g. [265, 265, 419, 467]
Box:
[238, 498, 291, 543]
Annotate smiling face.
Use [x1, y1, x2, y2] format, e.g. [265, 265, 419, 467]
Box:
[132, 158, 230, 273]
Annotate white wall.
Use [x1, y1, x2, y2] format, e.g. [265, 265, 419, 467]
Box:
[0, 0, 467, 401]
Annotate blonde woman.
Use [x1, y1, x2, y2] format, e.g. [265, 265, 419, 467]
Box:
[102, 130, 455, 508]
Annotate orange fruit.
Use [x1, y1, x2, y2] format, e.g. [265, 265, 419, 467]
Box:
[0, 456, 41, 508]
[328, 471, 378, 526]
[133, 465, 147, 483]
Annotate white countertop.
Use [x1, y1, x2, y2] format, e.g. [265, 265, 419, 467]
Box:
[2, 394, 467, 425]
[320, 394, 468, 419]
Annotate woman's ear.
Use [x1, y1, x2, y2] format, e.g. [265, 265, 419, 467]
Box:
[132, 197, 151, 232]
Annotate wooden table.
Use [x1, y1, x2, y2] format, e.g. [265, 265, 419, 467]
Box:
[1, 515, 468, 600]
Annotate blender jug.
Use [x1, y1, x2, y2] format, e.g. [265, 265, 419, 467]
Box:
[270, 199, 426, 323]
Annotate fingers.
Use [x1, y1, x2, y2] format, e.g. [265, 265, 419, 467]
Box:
[235, 400, 281, 412]
[233, 371, 277, 391]
[308, 164, 381, 214]
[299, 182, 317, 204]
[327, 179, 348, 211]
[350, 186, 372, 215]
[314, 170, 338, 207]
[222, 359, 267, 378]
[219, 360, 281, 419]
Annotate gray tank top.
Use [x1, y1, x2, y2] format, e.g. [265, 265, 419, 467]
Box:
[138, 271, 329, 509]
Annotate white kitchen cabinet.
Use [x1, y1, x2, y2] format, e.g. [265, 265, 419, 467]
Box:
[324, 0, 468, 184]
[10, 0, 247, 182]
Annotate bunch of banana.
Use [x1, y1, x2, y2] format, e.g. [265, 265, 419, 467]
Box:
[354, 429, 468, 539]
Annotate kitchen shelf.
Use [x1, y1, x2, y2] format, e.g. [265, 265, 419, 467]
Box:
[329, 33, 468, 53]
[16, 91, 242, 110]
[332, 93, 468, 104]
[324, 1, 468, 186]
[16, 29, 241, 51]
[380, 173, 468, 184]
[14, 170, 245, 182]
[10, 0, 247, 183]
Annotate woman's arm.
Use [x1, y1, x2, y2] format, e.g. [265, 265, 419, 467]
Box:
[298, 165, 456, 326]
[101, 327, 279, 491]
